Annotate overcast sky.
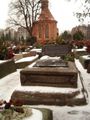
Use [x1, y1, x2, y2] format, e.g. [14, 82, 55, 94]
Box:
[0, 0, 87, 33]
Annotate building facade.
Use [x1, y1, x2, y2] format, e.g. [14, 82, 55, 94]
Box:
[71, 25, 90, 40]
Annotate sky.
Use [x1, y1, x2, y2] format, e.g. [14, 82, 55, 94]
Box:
[0, 0, 86, 33]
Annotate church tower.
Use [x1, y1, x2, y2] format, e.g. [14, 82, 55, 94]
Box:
[33, 0, 58, 44]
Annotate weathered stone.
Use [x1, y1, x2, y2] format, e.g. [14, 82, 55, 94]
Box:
[11, 89, 86, 106]
[20, 62, 78, 88]
[42, 44, 72, 57]
[0, 59, 16, 79]
[79, 55, 90, 69]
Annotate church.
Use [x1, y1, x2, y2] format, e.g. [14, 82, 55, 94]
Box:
[33, 0, 58, 44]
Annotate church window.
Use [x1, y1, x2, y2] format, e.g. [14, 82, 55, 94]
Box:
[38, 25, 42, 38]
[45, 24, 49, 38]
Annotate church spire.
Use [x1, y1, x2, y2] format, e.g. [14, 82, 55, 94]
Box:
[41, 0, 48, 10]
[39, 0, 55, 20]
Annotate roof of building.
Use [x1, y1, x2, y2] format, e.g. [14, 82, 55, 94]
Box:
[38, 0, 56, 21]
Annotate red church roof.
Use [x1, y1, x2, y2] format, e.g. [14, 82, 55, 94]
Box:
[38, 0, 56, 21]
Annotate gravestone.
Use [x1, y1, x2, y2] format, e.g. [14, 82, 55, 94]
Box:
[11, 44, 87, 106]
[42, 44, 72, 56]
[20, 60, 78, 88]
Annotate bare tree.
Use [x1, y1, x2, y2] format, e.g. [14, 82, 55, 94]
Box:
[8, 0, 41, 37]
[75, 0, 90, 23]
[67, 0, 90, 23]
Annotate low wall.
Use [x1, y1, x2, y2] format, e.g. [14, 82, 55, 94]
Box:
[0, 59, 16, 79]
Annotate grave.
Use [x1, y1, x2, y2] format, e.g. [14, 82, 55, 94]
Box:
[11, 44, 87, 106]
[79, 55, 90, 69]
[20, 57, 78, 88]
[42, 44, 72, 57]
[73, 47, 88, 59]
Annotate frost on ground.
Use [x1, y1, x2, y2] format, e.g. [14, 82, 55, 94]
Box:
[0, 59, 90, 120]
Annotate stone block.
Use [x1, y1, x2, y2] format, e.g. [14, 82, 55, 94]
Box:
[0, 59, 16, 78]
[42, 44, 72, 57]
[11, 87, 86, 106]
[79, 55, 90, 69]
[20, 62, 78, 88]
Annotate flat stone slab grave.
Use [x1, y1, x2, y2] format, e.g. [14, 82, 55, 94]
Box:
[20, 60, 78, 88]
[11, 85, 87, 106]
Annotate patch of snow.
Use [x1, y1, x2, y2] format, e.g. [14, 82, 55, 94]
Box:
[0, 59, 90, 120]
[16, 86, 79, 94]
[73, 47, 87, 52]
[40, 55, 60, 60]
[15, 55, 39, 63]
[30, 48, 42, 53]
[0, 60, 7, 63]
[28, 62, 37, 68]
[24, 109, 42, 120]
[0, 69, 21, 101]
[82, 55, 90, 60]
[22, 52, 28, 54]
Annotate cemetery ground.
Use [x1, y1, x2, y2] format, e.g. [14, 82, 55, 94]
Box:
[0, 59, 90, 120]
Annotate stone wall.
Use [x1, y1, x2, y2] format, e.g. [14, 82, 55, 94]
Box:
[0, 59, 16, 78]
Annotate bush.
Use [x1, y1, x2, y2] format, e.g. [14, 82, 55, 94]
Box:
[26, 36, 37, 46]
[61, 52, 75, 62]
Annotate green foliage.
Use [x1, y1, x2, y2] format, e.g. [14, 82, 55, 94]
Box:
[34, 42, 42, 48]
[56, 37, 67, 45]
[61, 52, 75, 62]
[26, 36, 37, 46]
[73, 30, 84, 41]
[0, 31, 12, 41]
[0, 43, 8, 60]
[61, 31, 72, 41]
[56, 31, 72, 45]
[0, 41, 14, 60]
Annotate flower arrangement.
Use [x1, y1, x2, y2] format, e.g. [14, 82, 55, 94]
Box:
[0, 41, 14, 60]
[72, 40, 84, 49]
[55, 36, 70, 45]
[0, 99, 32, 120]
[61, 52, 75, 62]
[0, 47, 14, 60]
